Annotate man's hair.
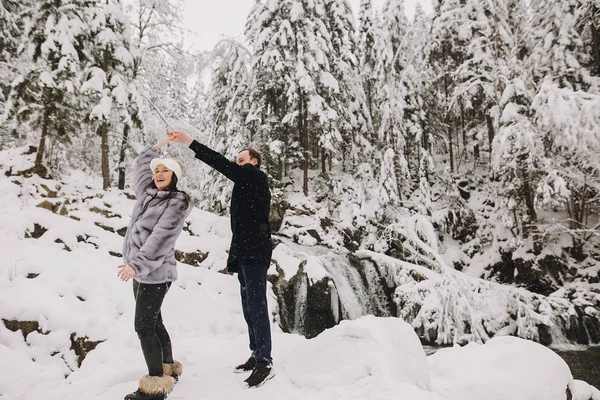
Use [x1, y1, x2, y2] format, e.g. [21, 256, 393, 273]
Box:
[240, 148, 261, 167]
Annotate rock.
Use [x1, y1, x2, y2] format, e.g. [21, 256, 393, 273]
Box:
[94, 222, 114, 233]
[89, 206, 120, 219]
[3, 319, 41, 339]
[538, 323, 553, 346]
[76, 235, 98, 249]
[54, 238, 72, 252]
[269, 201, 288, 232]
[37, 200, 57, 212]
[175, 250, 208, 266]
[271, 269, 341, 339]
[23, 146, 37, 155]
[40, 184, 57, 198]
[488, 252, 562, 296]
[25, 223, 47, 239]
[306, 229, 322, 243]
[69, 333, 104, 368]
[583, 315, 600, 344]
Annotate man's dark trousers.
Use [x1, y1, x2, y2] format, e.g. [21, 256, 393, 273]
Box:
[237, 259, 272, 366]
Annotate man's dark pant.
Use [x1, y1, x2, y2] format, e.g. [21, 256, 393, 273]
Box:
[237, 259, 272, 366]
[133, 280, 173, 376]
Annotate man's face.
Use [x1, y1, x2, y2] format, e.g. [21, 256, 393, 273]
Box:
[236, 150, 258, 166]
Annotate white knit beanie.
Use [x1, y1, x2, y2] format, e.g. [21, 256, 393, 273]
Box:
[150, 158, 183, 179]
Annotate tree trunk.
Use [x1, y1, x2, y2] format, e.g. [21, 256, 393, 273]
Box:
[517, 153, 539, 251]
[591, 22, 600, 76]
[485, 113, 495, 155]
[590, 11, 600, 76]
[299, 98, 308, 196]
[448, 124, 454, 172]
[118, 124, 130, 190]
[35, 105, 50, 168]
[460, 101, 466, 151]
[100, 122, 110, 190]
[392, 142, 404, 202]
[321, 148, 326, 174]
[278, 156, 283, 180]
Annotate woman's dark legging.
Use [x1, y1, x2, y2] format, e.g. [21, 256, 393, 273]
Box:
[133, 280, 173, 376]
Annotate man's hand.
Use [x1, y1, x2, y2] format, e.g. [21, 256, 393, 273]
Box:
[167, 130, 193, 145]
[117, 263, 136, 282]
[154, 135, 174, 149]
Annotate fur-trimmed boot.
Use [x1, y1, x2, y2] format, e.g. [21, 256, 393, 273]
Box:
[124, 375, 175, 400]
[163, 360, 183, 382]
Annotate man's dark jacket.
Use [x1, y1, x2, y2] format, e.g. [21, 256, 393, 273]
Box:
[189, 140, 272, 272]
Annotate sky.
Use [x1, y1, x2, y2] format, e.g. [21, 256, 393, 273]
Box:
[183, 0, 434, 51]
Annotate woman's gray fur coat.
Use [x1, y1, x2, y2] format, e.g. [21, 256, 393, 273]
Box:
[122, 146, 193, 284]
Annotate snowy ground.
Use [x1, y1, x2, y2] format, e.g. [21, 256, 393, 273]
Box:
[1, 146, 599, 400]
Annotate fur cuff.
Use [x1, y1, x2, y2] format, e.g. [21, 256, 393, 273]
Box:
[138, 375, 175, 395]
[163, 360, 183, 377]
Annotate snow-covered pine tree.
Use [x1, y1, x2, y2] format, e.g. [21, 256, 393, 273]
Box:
[375, 0, 410, 201]
[486, 0, 545, 251]
[532, 82, 600, 258]
[492, 77, 544, 251]
[357, 0, 380, 133]
[322, 0, 372, 173]
[427, 0, 469, 172]
[200, 40, 252, 213]
[4, 0, 93, 175]
[81, 0, 136, 189]
[529, 0, 592, 91]
[121, 0, 185, 189]
[247, 0, 339, 196]
[246, 0, 296, 181]
[0, 0, 26, 146]
[0, 0, 21, 99]
[522, 0, 600, 255]
[585, 0, 600, 76]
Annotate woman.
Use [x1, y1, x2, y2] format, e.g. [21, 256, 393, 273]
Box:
[117, 135, 193, 400]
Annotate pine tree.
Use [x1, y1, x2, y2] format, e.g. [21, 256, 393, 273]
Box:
[0, 0, 26, 145]
[357, 0, 379, 131]
[82, 0, 136, 189]
[247, 0, 340, 196]
[323, 0, 372, 173]
[4, 0, 93, 175]
[201, 40, 252, 213]
[123, 0, 185, 189]
[0, 0, 22, 100]
[376, 0, 410, 201]
[427, 0, 469, 172]
[529, 0, 591, 90]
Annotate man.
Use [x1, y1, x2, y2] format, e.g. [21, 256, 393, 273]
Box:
[168, 130, 274, 388]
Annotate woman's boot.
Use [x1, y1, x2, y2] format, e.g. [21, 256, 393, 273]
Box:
[163, 360, 183, 382]
[124, 375, 175, 400]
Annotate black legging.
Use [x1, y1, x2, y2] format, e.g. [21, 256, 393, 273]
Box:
[133, 280, 173, 376]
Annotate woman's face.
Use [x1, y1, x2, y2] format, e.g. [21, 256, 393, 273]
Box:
[153, 164, 173, 191]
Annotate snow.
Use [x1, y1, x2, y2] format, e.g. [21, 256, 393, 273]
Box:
[429, 336, 574, 400]
[0, 146, 598, 399]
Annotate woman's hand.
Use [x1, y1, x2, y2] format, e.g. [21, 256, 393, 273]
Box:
[154, 135, 174, 149]
[117, 264, 136, 282]
[167, 130, 194, 145]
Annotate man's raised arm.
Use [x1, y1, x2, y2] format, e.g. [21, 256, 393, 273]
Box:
[168, 130, 243, 182]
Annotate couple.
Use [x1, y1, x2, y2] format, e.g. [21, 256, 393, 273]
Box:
[117, 131, 274, 400]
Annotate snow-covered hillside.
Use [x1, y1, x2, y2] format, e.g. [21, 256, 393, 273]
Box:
[1, 146, 599, 400]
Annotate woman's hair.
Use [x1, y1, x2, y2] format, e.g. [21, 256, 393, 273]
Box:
[151, 174, 191, 210]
